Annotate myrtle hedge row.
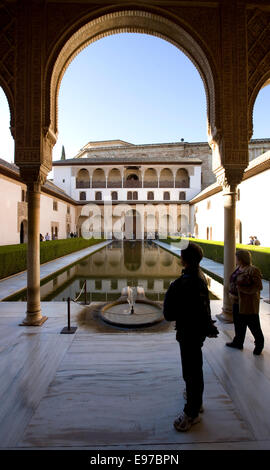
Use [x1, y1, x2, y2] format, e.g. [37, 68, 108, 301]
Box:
[0, 238, 103, 280]
[166, 237, 270, 280]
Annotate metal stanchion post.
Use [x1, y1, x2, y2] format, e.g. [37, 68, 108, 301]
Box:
[60, 297, 77, 334]
[84, 280, 87, 305]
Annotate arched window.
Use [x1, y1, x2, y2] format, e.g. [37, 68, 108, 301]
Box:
[159, 168, 173, 188]
[124, 168, 141, 188]
[108, 168, 122, 188]
[179, 191, 186, 200]
[175, 168, 190, 188]
[133, 191, 138, 200]
[76, 168, 90, 188]
[79, 191, 86, 201]
[127, 191, 132, 200]
[147, 191, 154, 200]
[92, 168, 106, 188]
[111, 191, 118, 200]
[144, 168, 158, 188]
[95, 191, 102, 201]
[163, 191, 170, 201]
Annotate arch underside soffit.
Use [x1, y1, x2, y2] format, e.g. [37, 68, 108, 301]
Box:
[247, 8, 270, 139]
[47, 10, 219, 142]
[0, 2, 16, 132]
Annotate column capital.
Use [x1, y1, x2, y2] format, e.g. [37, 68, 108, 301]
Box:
[19, 165, 48, 187]
[215, 166, 245, 191]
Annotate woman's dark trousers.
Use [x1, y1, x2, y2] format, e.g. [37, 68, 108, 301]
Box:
[178, 337, 204, 419]
[232, 303, 264, 349]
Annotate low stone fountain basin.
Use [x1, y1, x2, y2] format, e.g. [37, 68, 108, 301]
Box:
[100, 298, 164, 328]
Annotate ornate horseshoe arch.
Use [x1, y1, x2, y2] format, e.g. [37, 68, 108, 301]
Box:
[46, 10, 220, 149]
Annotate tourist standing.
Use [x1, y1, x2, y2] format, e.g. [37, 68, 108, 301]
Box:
[248, 236, 254, 245]
[45, 232, 50, 241]
[163, 243, 219, 432]
[226, 249, 264, 355]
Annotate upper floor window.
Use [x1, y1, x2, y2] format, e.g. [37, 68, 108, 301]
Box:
[163, 191, 170, 201]
[147, 191, 154, 200]
[76, 168, 90, 188]
[95, 191, 102, 201]
[207, 200, 211, 210]
[179, 191, 186, 200]
[67, 205, 70, 214]
[175, 168, 190, 188]
[111, 191, 118, 201]
[133, 191, 138, 200]
[53, 200, 58, 211]
[21, 189, 26, 202]
[79, 191, 86, 201]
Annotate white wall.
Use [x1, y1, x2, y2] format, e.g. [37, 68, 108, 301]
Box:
[192, 168, 270, 246]
[0, 175, 22, 245]
[40, 194, 76, 239]
[193, 191, 224, 241]
[0, 173, 77, 245]
[237, 169, 270, 246]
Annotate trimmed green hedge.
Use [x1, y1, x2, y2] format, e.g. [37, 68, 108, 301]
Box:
[0, 238, 103, 280]
[166, 237, 270, 280]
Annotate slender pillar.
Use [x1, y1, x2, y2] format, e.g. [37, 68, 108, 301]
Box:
[217, 183, 237, 322]
[215, 167, 244, 324]
[20, 181, 47, 326]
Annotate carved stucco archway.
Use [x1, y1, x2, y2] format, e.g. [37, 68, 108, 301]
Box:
[46, 10, 220, 151]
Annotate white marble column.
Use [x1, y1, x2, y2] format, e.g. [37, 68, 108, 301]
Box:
[216, 168, 243, 323]
[20, 181, 47, 326]
[220, 183, 237, 322]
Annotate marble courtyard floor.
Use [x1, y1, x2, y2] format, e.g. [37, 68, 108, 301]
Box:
[0, 299, 270, 450]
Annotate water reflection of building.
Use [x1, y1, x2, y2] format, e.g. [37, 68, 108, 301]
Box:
[17, 242, 182, 302]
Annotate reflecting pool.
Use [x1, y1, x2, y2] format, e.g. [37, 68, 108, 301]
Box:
[8, 241, 218, 302]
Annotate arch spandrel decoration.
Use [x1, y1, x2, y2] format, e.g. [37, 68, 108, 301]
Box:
[47, 10, 220, 144]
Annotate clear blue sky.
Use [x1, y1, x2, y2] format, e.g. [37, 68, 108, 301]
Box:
[0, 33, 270, 163]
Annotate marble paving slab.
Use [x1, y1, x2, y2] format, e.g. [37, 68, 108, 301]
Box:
[1, 300, 270, 449]
[18, 332, 253, 448]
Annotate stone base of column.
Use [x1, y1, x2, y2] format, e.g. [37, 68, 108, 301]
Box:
[19, 316, 48, 326]
[216, 310, 233, 324]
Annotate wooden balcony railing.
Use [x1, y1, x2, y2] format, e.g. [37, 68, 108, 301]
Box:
[107, 181, 122, 188]
[143, 181, 158, 188]
[123, 180, 142, 188]
[92, 181, 106, 188]
[175, 180, 189, 188]
[76, 181, 90, 188]
[159, 180, 174, 188]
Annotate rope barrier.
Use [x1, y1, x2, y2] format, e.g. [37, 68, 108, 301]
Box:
[72, 280, 87, 303]
[60, 279, 88, 334]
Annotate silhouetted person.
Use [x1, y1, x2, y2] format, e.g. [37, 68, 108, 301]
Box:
[163, 242, 218, 432]
[226, 249, 264, 354]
